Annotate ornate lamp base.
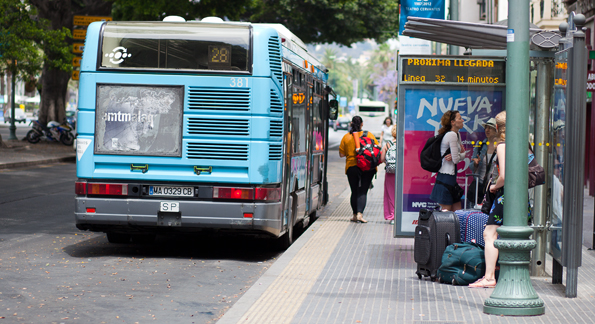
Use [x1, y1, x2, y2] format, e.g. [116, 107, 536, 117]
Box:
[483, 237, 545, 316]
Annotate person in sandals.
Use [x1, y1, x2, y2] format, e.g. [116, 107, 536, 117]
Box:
[469, 111, 506, 289]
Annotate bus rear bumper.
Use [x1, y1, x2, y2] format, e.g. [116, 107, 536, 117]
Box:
[74, 197, 282, 237]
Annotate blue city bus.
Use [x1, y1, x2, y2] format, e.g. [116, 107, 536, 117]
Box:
[74, 18, 338, 249]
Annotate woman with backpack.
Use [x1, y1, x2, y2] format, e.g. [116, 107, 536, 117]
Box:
[339, 116, 379, 223]
[429, 110, 466, 212]
[380, 124, 397, 224]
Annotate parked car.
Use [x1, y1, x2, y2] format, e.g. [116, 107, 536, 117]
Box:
[4, 108, 27, 124]
[333, 116, 350, 131]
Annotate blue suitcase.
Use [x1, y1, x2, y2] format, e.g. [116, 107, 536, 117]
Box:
[455, 210, 488, 247]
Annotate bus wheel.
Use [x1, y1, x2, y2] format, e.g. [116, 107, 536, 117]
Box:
[132, 234, 156, 244]
[275, 206, 295, 251]
[106, 232, 131, 244]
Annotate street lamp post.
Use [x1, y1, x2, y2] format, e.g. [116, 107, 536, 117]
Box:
[483, 0, 545, 315]
[8, 61, 17, 140]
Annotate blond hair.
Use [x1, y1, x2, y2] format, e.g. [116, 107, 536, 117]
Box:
[391, 125, 396, 138]
[495, 111, 506, 142]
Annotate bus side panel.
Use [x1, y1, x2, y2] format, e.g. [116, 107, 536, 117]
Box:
[252, 26, 283, 93]
[80, 21, 103, 72]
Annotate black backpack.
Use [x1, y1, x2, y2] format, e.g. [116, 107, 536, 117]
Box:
[420, 133, 450, 172]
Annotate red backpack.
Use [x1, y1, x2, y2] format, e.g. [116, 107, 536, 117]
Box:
[354, 131, 382, 171]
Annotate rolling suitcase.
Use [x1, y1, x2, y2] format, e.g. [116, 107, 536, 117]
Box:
[455, 210, 488, 247]
[456, 174, 489, 247]
[414, 208, 461, 281]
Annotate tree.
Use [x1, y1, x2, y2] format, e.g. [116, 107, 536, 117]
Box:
[28, 0, 111, 126]
[369, 43, 398, 104]
[0, 0, 70, 145]
[321, 48, 353, 105]
[247, 0, 399, 46]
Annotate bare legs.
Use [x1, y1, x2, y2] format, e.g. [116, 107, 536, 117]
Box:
[483, 224, 500, 280]
[469, 224, 499, 288]
[438, 201, 462, 212]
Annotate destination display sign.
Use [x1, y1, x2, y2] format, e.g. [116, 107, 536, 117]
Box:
[401, 56, 506, 84]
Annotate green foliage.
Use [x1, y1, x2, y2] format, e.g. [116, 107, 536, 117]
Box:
[111, 0, 252, 22]
[0, 0, 72, 78]
[247, 0, 399, 46]
[111, 0, 398, 46]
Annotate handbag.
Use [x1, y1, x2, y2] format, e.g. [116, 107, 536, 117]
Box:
[480, 176, 495, 214]
[437, 180, 465, 201]
[528, 148, 545, 188]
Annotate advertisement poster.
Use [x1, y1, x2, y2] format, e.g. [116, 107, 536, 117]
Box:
[94, 85, 184, 156]
[399, 0, 445, 35]
[398, 88, 503, 233]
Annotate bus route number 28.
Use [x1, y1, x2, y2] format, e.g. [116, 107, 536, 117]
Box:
[230, 77, 248, 87]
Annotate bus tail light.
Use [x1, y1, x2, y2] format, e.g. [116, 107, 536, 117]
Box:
[213, 187, 253, 200]
[86, 207, 96, 213]
[87, 183, 128, 196]
[255, 188, 281, 202]
[75, 181, 87, 195]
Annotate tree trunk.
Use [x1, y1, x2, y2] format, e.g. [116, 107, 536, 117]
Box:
[38, 67, 70, 124]
[29, 0, 113, 125]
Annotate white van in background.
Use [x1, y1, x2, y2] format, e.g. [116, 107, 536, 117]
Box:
[354, 100, 389, 138]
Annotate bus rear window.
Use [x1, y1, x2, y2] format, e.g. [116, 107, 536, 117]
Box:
[100, 22, 250, 72]
[358, 106, 386, 112]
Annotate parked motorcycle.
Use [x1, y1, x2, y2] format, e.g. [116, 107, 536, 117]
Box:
[26, 120, 75, 146]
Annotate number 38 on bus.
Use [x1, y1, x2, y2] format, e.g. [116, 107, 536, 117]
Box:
[74, 17, 339, 250]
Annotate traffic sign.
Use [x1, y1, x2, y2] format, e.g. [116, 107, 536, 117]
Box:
[73, 29, 87, 40]
[72, 56, 82, 67]
[590, 50, 595, 60]
[73, 43, 84, 54]
[73, 15, 112, 27]
[72, 70, 80, 80]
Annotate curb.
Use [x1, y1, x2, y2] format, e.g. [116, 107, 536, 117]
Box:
[0, 155, 76, 170]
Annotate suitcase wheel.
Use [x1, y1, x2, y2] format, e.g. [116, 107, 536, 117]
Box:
[416, 272, 422, 280]
[430, 275, 436, 282]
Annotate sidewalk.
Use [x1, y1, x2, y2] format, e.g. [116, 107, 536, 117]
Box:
[219, 170, 595, 324]
[0, 138, 76, 169]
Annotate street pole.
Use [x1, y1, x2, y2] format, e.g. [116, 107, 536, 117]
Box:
[561, 14, 587, 298]
[449, 0, 458, 55]
[8, 61, 17, 141]
[483, 0, 545, 315]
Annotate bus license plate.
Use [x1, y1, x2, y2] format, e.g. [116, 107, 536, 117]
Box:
[160, 202, 180, 212]
[149, 186, 194, 197]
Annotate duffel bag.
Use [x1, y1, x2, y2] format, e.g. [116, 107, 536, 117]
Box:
[437, 242, 485, 286]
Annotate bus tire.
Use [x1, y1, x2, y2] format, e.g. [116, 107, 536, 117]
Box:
[106, 232, 132, 244]
[275, 199, 296, 251]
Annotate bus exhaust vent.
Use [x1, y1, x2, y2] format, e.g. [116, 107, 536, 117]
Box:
[269, 144, 282, 160]
[188, 118, 249, 136]
[187, 143, 248, 160]
[269, 120, 283, 138]
[270, 89, 283, 114]
[188, 87, 250, 111]
[268, 36, 283, 87]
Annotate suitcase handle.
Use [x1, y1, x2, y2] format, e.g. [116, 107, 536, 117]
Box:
[446, 233, 451, 246]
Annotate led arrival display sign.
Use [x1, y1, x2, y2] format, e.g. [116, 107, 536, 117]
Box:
[394, 55, 506, 237]
[401, 56, 506, 84]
